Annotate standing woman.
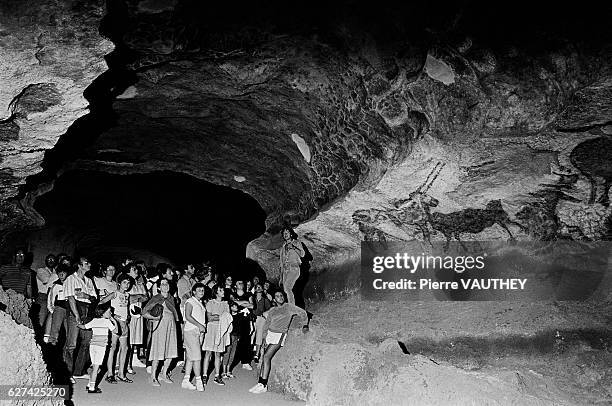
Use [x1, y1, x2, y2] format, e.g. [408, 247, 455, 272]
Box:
[232, 280, 254, 370]
[143, 278, 179, 386]
[249, 291, 308, 394]
[127, 263, 148, 370]
[202, 285, 232, 387]
[279, 226, 304, 305]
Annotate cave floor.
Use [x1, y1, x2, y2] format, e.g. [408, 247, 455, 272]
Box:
[70, 363, 303, 406]
[305, 295, 612, 405]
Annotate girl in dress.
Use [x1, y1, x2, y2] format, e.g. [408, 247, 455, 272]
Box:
[143, 278, 179, 386]
[202, 285, 232, 386]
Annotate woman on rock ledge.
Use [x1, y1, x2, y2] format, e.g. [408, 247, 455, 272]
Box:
[279, 226, 305, 305]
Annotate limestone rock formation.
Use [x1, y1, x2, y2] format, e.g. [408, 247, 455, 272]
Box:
[0, 310, 54, 406]
[0, 0, 113, 235]
[0, 1, 608, 300]
[271, 327, 579, 405]
[0, 286, 33, 328]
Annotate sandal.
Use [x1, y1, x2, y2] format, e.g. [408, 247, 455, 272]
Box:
[117, 376, 133, 383]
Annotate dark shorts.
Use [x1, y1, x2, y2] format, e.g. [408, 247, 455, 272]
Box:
[113, 317, 129, 338]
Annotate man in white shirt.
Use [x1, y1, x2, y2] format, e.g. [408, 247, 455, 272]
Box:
[64, 257, 98, 382]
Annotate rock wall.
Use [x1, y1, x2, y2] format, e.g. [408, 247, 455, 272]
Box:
[0, 0, 113, 237]
[0, 286, 33, 328]
[0, 297, 55, 406]
[271, 326, 579, 405]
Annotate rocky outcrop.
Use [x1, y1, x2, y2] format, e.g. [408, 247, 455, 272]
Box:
[270, 296, 612, 405]
[0, 0, 113, 236]
[272, 327, 579, 405]
[0, 286, 33, 328]
[0, 311, 53, 406]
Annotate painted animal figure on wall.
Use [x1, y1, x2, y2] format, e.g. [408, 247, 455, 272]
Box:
[421, 197, 518, 249]
[569, 136, 612, 206]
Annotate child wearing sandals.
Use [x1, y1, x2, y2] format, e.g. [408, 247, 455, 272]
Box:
[78, 303, 117, 394]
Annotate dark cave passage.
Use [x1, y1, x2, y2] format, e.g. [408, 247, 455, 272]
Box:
[30, 170, 266, 274]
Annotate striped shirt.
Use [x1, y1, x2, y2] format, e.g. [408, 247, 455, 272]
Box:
[0, 264, 31, 296]
[64, 272, 97, 303]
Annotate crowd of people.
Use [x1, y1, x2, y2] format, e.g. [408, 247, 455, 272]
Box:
[0, 227, 310, 396]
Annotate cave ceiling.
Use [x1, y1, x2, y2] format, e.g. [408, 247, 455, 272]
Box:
[0, 0, 611, 240]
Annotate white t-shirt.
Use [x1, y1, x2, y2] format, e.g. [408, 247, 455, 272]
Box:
[183, 297, 206, 332]
[111, 291, 129, 320]
[84, 317, 116, 346]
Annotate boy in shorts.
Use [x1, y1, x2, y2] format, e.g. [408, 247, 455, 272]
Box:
[78, 304, 117, 393]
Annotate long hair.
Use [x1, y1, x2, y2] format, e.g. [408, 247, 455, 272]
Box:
[281, 225, 298, 240]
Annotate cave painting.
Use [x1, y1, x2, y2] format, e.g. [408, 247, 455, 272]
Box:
[569, 136, 612, 206]
[420, 196, 518, 249]
[353, 162, 520, 248]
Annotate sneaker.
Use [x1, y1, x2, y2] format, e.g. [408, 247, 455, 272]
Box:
[150, 379, 161, 387]
[242, 363, 253, 370]
[195, 379, 205, 392]
[159, 374, 173, 384]
[146, 366, 152, 373]
[105, 376, 118, 384]
[74, 374, 90, 380]
[87, 387, 102, 394]
[132, 357, 146, 368]
[43, 335, 50, 343]
[249, 383, 264, 393]
[177, 360, 185, 367]
[202, 376, 208, 385]
[181, 380, 196, 390]
[252, 384, 267, 394]
[226, 372, 235, 379]
[213, 376, 225, 386]
[69, 377, 76, 385]
[126, 368, 136, 375]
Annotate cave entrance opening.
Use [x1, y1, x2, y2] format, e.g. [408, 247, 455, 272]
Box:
[29, 170, 267, 279]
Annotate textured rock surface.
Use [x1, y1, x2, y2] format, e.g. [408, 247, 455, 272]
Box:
[0, 286, 33, 328]
[272, 328, 579, 405]
[0, 311, 54, 406]
[271, 296, 612, 405]
[0, 0, 113, 235]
